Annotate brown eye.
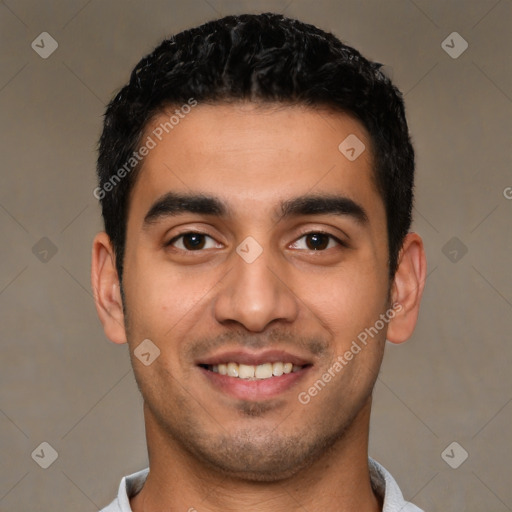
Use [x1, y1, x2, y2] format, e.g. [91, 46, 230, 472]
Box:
[182, 233, 206, 250]
[305, 233, 330, 250]
[168, 233, 221, 251]
[289, 232, 343, 251]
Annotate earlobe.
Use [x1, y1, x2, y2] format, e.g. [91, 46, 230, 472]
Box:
[91, 232, 127, 344]
[386, 232, 427, 344]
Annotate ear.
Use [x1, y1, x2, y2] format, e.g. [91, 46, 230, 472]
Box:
[386, 232, 427, 344]
[91, 232, 127, 344]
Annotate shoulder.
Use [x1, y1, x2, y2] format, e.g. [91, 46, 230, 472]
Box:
[99, 468, 150, 512]
[369, 458, 425, 512]
[99, 498, 122, 512]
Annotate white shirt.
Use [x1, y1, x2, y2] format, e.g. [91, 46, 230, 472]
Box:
[100, 458, 424, 511]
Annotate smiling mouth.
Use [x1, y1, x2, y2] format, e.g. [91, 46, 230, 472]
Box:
[199, 362, 309, 380]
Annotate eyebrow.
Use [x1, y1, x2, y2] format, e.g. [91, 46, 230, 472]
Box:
[143, 192, 368, 227]
[279, 194, 368, 225]
[143, 192, 227, 226]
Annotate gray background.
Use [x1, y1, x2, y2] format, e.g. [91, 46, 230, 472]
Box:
[1, 1, 511, 511]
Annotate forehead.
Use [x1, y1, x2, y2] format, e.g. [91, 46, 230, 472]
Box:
[128, 103, 383, 226]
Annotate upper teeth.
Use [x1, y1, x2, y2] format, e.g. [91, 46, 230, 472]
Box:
[210, 362, 302, 379]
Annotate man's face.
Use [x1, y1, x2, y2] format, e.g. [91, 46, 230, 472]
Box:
[121, 103, 391, 480]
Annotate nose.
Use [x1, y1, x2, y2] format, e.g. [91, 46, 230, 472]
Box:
[213, 244, 299, 332]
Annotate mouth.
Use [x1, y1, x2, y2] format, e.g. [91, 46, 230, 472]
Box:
[196, 350, 313, 400]
[199, 361, 307, 380]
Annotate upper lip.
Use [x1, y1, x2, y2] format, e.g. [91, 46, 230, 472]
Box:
[197, 349, 312, 367]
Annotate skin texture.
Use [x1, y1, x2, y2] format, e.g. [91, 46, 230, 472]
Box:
[92, 103, 426, 512]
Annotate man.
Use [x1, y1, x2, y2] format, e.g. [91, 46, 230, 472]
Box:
[92, 12, 426, 512]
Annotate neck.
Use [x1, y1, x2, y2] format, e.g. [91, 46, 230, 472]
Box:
[131, 399, 381, 512]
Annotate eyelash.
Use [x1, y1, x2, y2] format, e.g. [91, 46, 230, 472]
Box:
[166, 231, 347, 252]
[291, 230, 347, 250]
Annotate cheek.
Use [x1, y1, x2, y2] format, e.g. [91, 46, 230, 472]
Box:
[124, 258, 220, 340]
[296, 261, 389, 342]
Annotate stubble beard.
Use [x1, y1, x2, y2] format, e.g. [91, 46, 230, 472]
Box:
[143, 379, 374, 483]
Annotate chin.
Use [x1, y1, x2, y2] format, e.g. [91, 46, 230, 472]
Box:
[186, 425, 346, 483]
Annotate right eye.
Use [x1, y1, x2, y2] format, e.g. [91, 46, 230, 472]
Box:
[167, 232, 223, 251]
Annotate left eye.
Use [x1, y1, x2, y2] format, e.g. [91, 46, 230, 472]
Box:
[290, 233, 341, 251]
[168, 233, 221, 251]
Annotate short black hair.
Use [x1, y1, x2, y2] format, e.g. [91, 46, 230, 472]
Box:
[96, 12, 415, 282]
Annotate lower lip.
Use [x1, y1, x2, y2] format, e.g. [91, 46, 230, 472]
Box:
[199, 366, 311, 401]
